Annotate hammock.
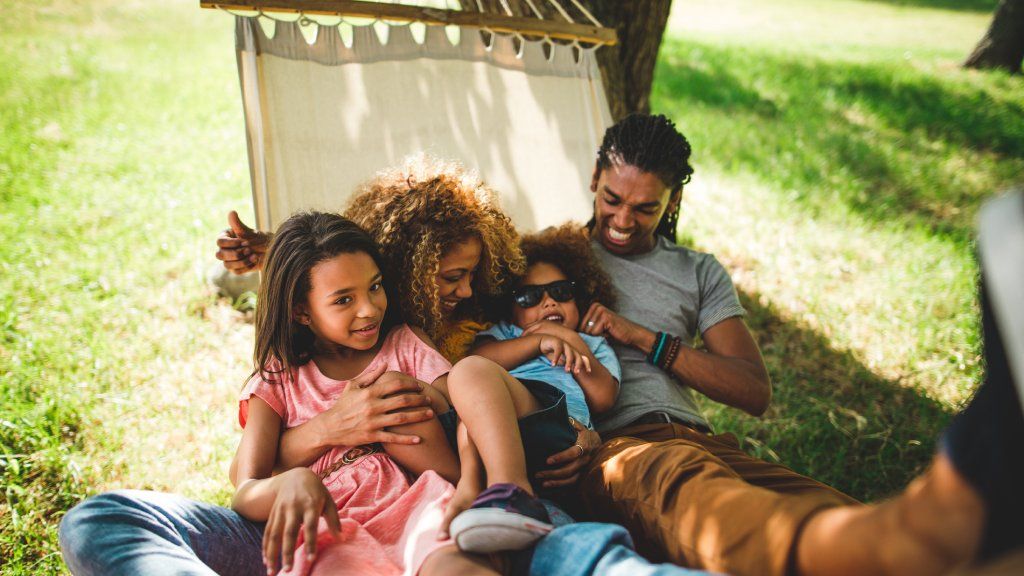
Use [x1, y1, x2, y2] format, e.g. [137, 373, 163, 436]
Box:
[204, 0, 616, 232]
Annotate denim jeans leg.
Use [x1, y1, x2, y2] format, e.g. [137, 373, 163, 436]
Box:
[530, 523, 717, 576]
[59, 489, 264, 576]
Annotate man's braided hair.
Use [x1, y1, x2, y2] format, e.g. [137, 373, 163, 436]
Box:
[592, 113, 695, 243]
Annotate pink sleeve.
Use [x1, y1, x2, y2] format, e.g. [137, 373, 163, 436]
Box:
[238, 371, 288, 429]
[396, 326, 452, 384]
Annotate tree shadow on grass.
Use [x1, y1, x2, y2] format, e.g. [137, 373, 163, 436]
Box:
[857, 0, 997, 13]
[653, 40, 1024, 246]
[701, 287, 956, 502]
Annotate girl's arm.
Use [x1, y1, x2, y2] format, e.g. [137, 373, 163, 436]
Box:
[232, 398, 341, 574]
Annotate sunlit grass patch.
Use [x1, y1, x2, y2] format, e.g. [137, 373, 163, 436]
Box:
[655, 0, 1021, 499]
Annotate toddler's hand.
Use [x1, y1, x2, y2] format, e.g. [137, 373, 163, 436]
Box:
[538, 335, 591, 374]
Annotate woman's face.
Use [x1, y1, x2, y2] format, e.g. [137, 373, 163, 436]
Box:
[435, 236, 482, 317]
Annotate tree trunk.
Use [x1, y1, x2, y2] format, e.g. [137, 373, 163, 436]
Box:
[465, 0, 674, 120]
[964, 0, 1024, 74]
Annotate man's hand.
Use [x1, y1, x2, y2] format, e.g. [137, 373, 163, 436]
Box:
[262, 468, 342, 575]
[535, 419, 601, 489]
[580, 302, 653, 351]
[216, 210, 270, 274]
[312, 366, 436, 448]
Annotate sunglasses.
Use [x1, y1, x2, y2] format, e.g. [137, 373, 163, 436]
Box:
[513, 280, 575, 309]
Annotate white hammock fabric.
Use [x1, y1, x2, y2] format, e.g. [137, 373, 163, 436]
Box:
[234, 16, 612, 232]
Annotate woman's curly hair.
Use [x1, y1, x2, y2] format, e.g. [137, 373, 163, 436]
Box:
[507, 223, 617, 321]
[344, 156, 525, 343]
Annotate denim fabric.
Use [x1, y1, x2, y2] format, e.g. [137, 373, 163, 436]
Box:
[530, 523, 718, 576]
[437, 408, 460, 451]
[59, 490, 264, 576]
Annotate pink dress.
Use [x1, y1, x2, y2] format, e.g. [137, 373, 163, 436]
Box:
[239, 325, 455, 576]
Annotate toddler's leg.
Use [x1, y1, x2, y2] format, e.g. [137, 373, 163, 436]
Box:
[447, 356, 542, 491]
[384, 383, 460, 484]
[418, 544, 501, 576]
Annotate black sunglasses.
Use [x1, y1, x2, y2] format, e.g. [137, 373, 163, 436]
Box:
[513, 280, 575, 309]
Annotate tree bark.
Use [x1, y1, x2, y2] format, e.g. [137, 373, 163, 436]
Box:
[964, 0, 1024, 74]
[464, 0, 674, 120]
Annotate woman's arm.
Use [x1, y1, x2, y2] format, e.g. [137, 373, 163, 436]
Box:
[271, 366, 435, 472]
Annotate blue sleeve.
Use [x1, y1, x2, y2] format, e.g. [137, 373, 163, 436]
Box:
[475, 322, 507, 342]
[590, 336, 621, 382]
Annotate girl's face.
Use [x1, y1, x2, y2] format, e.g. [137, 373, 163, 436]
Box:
[435, 236, 482, 317]
[297, 251, 387, 352]
[511, 262, 580, 331]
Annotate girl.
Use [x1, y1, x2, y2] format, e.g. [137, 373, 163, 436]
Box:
[231, 211, 491, 576]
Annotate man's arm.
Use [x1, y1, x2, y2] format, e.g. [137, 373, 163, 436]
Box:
[581, 304, 771, 416]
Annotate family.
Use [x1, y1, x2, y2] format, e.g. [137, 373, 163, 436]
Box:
[59, 114, 1021, 576]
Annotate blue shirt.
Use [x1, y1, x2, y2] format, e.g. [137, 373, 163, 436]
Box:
[477, 321, 621, 429]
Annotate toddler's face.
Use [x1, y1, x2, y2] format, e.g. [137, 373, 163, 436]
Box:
[511, 262, 580, 331]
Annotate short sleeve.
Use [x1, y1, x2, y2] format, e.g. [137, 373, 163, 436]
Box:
[396, 326, 453, 384]
[696, 255, 746, 335]
[238, 371, 288, 429]
[590, 336, 621, 383]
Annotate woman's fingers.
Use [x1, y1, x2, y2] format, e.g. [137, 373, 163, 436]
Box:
[263, 508, 281, 574]
[378, 392, 432, 415]
[324, 500, 342, 539]
[279, 511, 299, 572]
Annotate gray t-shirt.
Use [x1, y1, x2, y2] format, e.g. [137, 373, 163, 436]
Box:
[592, 236, 746, 433]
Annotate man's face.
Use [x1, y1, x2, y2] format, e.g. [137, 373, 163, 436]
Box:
[590, 163, 678, 256]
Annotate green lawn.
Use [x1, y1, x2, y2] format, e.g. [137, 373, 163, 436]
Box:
[1, 0, 1020, 572]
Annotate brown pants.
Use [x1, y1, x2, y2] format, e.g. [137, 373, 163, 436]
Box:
[582, 423, 858, 576]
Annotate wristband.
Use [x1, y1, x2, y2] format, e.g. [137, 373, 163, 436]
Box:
[660, 336, 682, 371]
[648, 332, 668, 366]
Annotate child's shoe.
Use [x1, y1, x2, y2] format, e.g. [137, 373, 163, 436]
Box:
[448, 483, 554, 553]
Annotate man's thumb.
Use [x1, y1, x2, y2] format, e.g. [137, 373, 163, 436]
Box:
[228, 210, 253, 238]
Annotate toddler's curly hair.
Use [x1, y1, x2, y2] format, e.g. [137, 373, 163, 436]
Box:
[344, 156, 525, 342]
[509, 223, 617, 322]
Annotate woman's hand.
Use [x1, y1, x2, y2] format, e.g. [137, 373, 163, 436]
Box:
[437, 478, 482, 540]
[215, 210, 271, 274]
[580, 302, 654, 351]
[535, 419, 602, 489]
[315, 366, 436, 447]
[538, 335, 591, 374]
[262, 468, 342, 575]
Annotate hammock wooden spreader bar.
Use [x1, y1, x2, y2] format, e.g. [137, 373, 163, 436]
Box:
[199, 0, 618, 45]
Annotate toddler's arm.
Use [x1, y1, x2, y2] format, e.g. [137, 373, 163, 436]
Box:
[471, 334, 548, 370]
[521, 323, 619, 414]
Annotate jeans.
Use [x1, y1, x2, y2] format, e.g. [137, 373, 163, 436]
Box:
[59, 490, 264, 576]
[59, 490, 706, 575]
[531, 523, 717, 576]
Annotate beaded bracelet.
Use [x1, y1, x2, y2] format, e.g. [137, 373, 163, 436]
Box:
[647, 332, 668, 366]
[660, 336, 682, 371]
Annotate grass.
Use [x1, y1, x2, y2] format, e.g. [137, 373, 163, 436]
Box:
[0, 0, 1020, 572]
[659, 0, 1022, 499]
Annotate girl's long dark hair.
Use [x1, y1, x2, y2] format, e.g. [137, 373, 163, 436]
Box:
[253, 211, 398, 383]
